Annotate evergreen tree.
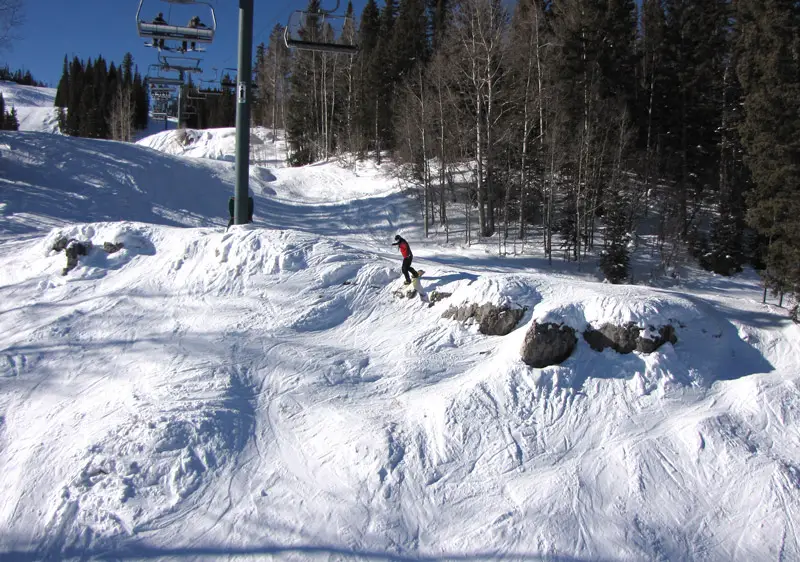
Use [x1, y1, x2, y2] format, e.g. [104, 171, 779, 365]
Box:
[65, 57, 84, 135]
[660, 0, 729, 234]
[391, 0, 430, 79]
[5, 106, 19, 131]
[736, 0, 800, 300]
[372, 0, 398, 156]
[355, 0, 380, 156]
[287, 0, 324, 164]
[133, 70, 149, 130]
[55, 55, 69, 108]
[121, 53, 134, 87]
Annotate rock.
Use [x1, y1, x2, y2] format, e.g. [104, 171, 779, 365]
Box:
[62, 240, 92, 275]
[51, 236, 70, 253]
[583, 322, 640, 353]
[103, 241, 124, 254]
[583, 322, 677, 354]
[636, 325, 677, 353]
[442, 302, 526, 336]
[429, 291, 452, 304]
[520, 322, 577, 368]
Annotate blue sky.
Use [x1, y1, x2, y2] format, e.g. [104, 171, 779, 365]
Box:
[3, 0, 367, 87]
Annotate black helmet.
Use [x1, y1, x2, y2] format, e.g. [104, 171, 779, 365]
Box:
[394, 235, 401, 241]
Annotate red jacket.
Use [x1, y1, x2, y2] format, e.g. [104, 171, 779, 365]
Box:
[398, 240, 411, 258]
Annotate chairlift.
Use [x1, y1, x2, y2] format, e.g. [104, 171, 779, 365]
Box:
[186, 89, 207, 101]
[219, 67, 238, 91]
[146, 63, 184, 88]
[158, 54, 203, 74]
[147, 75, 184, 88]
[284, 0, 358, 54]
[136, 0, 216, 47]
[151, 88, 173, 100]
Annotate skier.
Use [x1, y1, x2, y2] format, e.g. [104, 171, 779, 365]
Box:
[392, 235, 419, 285]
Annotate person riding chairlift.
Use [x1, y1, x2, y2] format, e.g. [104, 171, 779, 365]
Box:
[182, 16, 207, 52]
[152, 12, 166, 48]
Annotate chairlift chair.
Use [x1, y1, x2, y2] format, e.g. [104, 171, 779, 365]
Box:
[136, 0, 216, 47]
[158, 54, 203, 74]
[146, 75, 185, 88]
[186, 89, 207, 101]
[219, 67, 238, 91]
[284, 0, 358, 54]
[146, 63, 185, 88]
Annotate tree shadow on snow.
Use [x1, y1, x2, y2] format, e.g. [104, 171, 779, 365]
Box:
[0, 542, 610, 562]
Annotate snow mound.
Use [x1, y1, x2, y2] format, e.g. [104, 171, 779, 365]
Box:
[137, 127, 268, 162]
[532, 280, 703, 331]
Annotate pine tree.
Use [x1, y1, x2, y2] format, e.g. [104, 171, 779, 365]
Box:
[736, 0, 800, 301]
[121, 53, 134, 87]
[391, 0, 430, 79]
[65, 57, 84, 135]
[133, 70, 149, 130]
[287, 0, 324, 164]
[6, 107, 18, 131]
[355, 0, 380, 156]
[55, 55, 69, 108]
[660, 0, 729, 235]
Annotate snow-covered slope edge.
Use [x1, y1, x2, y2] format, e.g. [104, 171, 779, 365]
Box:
[0, 81, 60, 133]
[0, 218, 797, 561]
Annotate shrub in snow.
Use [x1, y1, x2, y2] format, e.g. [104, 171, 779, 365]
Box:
[520, 322, 578, 368]
[442, 303, 527, 336]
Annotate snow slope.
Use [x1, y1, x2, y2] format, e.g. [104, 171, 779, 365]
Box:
[0, 81, 59, 133]
[0, 129, 798, 561]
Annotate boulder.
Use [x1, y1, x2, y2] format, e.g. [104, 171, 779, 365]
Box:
[442, 302, 526, 336]
[520, 322, 578, 368]
[636, 324, 677, 353]
[63, 240, 92, 275]
[583, 322, 677, 354]
[429, 291, 452, 304]
[103, 241, 124, 254]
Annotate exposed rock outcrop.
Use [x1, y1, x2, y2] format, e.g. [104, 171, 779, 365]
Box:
[520, 322, 578, 368]
[442, 303, 526, 336]
[583, 322, 677, 354]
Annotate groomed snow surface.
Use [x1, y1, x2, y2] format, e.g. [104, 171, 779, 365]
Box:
[0, 122, 799, 561]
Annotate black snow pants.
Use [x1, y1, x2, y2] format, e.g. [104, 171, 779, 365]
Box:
[402, 256, 418, 283]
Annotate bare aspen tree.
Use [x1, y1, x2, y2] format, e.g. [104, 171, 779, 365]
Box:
[108, 85, 134, 142]
[449, 0, 508, 239]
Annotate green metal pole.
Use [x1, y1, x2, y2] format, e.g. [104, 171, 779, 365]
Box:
[234, 0, 254, 225]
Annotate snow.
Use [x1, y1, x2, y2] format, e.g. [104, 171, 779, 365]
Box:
[0, 127, 799, 561]
[0, 81, 60, 133]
